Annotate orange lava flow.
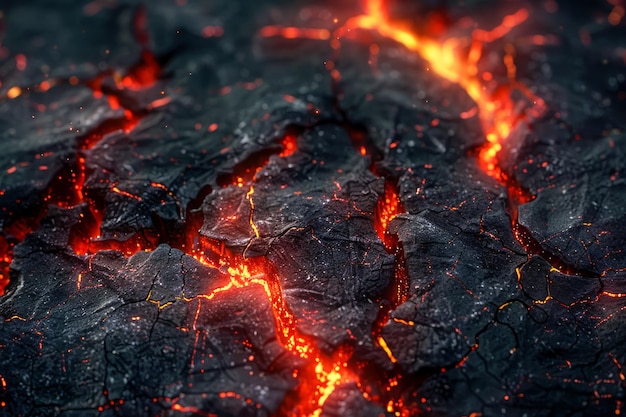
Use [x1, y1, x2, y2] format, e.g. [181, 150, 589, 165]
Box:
[260, 0, 544, 185]
[189, 246, 355, 417]
[194, 255, 313, 358]
[340, 3, 596, 277]
[180, 130, 357, 416]
[337, 0, 544, 183]
[372, 180, 409, 372]
[373, 179, 409, 309]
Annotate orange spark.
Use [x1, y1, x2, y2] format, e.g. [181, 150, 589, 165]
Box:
[201, 26, 224, 38]
[147, 96, 171, 110]
[609, 5, 625, 26]
[15, 54, 27, 71]
[6, 86, 21, 99]
[38, 80, 52, 92]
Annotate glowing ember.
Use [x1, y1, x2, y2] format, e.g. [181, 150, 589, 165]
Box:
[259, 26, 330, 40]
[6, 86, 21, 99]
[279, 134, 298, 158]
[375, 180, 402, 251]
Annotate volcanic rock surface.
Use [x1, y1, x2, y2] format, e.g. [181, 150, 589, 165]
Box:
[0, 1, 625, 417]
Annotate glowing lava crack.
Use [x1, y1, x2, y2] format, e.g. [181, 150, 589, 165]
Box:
[1, 1, 625, 417]
[259, 0, 549, 412]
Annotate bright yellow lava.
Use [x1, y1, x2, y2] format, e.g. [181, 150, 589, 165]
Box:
[337, 0, 540, 180]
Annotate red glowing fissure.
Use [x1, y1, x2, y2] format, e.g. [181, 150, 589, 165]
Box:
[257, 0, 552, 414]
[201, 126, 357, 417]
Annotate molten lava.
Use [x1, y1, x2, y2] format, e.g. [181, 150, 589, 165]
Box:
[258, 0, 553, 413]
[373, 179, 409, 345]
[337, 0, 545, 183]
[375, 180, 402, 252]
[194, 130, 358, 417]
[188, 239, 355, 417]
[188, 128, 358, 417]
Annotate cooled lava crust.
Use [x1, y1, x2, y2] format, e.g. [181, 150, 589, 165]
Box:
[0, 1, 625, 416]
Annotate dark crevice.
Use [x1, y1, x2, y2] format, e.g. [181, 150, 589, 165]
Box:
[467, 143, 600, 278]
[216, 125, 306, 188]
[323, 60, 424, 415]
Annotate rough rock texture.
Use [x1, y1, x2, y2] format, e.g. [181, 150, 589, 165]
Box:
[0, 1, 625, 417]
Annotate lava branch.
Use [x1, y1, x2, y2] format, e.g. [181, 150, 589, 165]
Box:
[60, 4, 168, 258]
[372, 181, 413, 417]
[373, 178, 409, 331]
[256, 1, 555, 414]
[323, 55, 412, 414]
[341, 4, 596, 277]
[171, 126, 359, 417]
[343, 1, 601, 279]
[186, 239, 357, 417]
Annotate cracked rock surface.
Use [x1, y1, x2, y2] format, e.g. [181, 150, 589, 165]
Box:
[0, 1, 625, 416]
